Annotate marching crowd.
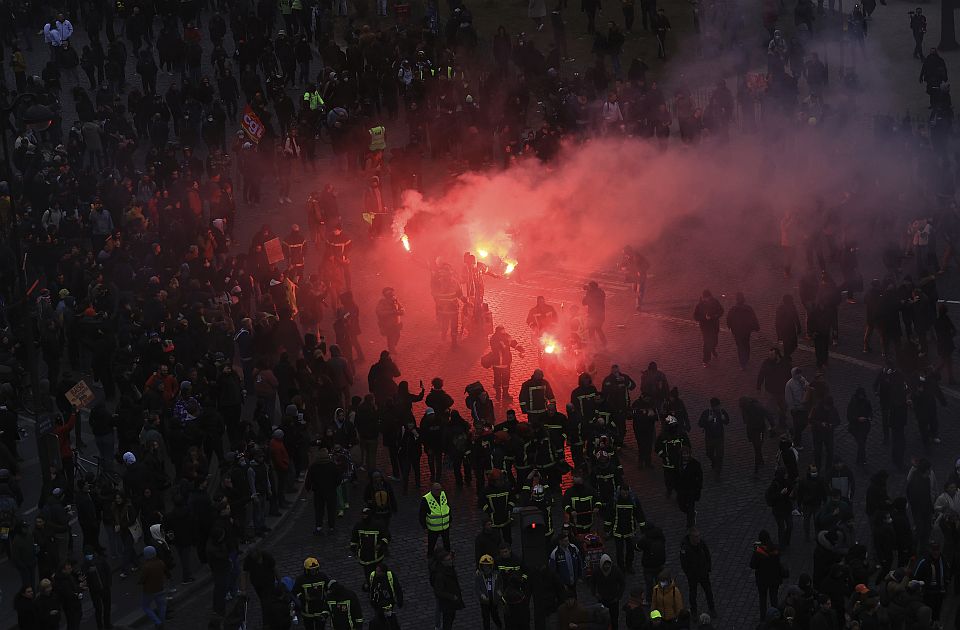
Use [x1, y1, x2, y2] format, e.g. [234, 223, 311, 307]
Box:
[0, 0, 958, 627]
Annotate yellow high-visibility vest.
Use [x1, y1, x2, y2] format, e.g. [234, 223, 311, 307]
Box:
[423, 491, 450, 531]
[369, 125, 386, 151]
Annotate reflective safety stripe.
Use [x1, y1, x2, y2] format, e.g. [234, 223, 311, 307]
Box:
[423, 491, 450, 531]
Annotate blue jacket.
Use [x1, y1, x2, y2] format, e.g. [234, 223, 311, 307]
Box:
[548, 544, 583, 586]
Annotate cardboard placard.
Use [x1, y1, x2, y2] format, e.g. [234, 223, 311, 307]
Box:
[264, 237, 285, 265]
[65, 380, 96, 408]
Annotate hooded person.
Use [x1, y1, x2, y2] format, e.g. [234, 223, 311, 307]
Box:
[148, 524, 177, 574]
[591, 554, 625, 630]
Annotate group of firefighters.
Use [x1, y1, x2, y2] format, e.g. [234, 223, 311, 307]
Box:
[282, 356, 706, 629]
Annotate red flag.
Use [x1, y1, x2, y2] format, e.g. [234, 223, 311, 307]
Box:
[240, 105, 266, 144]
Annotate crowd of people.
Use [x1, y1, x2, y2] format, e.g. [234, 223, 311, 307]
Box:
[0, 0, 957, 627]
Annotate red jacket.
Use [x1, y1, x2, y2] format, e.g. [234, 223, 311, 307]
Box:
[53, 413, 77, 461]
[270, 437, 290, 473]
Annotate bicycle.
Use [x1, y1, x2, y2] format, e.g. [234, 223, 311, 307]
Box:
[73, 449, 122, 488]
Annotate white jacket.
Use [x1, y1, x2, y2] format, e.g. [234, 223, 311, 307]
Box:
[784, 373, 808, 412]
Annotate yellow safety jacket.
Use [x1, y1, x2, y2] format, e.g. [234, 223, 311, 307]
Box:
[423, 491, 450, 531]
[368, 125, 386, 151]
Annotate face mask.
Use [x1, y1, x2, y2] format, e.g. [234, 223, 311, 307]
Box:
[810, 472, 818, 478]
[84, 554, 94, 561]
[660, 581, 669, 588]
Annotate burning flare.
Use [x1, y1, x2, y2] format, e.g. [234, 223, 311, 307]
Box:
[476, 249, 489, 259]
[504, 260, 517, 275]
[540, 333, 559, 355]
[401, 234, 411, 252]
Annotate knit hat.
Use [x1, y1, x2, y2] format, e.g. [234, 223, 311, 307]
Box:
[272, 429, 284, 439]
[123, 452, 136, 465]
[143, 546, 157, 559]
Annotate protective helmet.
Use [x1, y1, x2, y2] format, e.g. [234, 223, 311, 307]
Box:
[665, 415, 678, 426]
[479, 554, 495, 566]
[0, 468, 9, 481]
[532, 485, 545, 501]
[304, 557, 320, 571]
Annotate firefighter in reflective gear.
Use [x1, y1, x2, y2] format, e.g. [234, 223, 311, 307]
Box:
[368, 562, 403, 629]
[325, 225, 353, 290]
[293, 557, 329, 630]
[512, 423, 534, 490]
[591, 449, 624, 528]
[472, 428, 495, 495]
[587, 410, 620, 456]
[612, 484, 646, 572]
[519, 369, 555, 421]
[431, 264, 465, 348]
[350, 508, 391, 588]
[567, 372, 600, 468]
[563, 473, 600, 534]
[523, 477, 555, 538]
[488, 325, 520, 401]
[488, 431, 513, 490]
[324, 579, 364, 630]
[499, 561, 530, 630]
[601, 364, 637, 441]
[479, 469, 515, 543]
[363, 176, 390, 238]
[283, 224, 306, 277]
[542, 402, 568, 487]
[527, 295, 559, 356]
[375, 287, 404, 353]
[419, 483, 451, 557]
[495, 542, 525, 584]
[462, 252, 489, 322]
[530, 423, 558, 489]
[654, 415, 690, 497]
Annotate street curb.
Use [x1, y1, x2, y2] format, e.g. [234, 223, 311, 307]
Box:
[113, 484, 307, 629]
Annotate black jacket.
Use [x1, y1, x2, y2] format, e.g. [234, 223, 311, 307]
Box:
[591, 563, 626, 602]
[679, 535, 712, 579]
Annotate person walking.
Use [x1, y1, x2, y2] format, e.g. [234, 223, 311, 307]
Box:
[139, 546, 167, 629]
[910, 8, 927, 59]
[693, 290, 724, 367]
[676, 447, 703, 527]
[756, 348, 791, 432]
[591, 554, 626, 630]
[726, 293, 760, 369]
[420, 483, 452, 557]
[750, 530, 785, 619]
[80, 548, 112, 630]
[785, 367, 810, 449]
[697, 398, 729, 475]
[679, 528, 716, 619]
[808, 395, 841, 472]
[582, 281, 607, 346]
[775, 295, 803, 359]
[431, 550, 464, 630]
[845, 387, 872, 466]
[306, 448, 340, 535]
[765, 468, 795, 548]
